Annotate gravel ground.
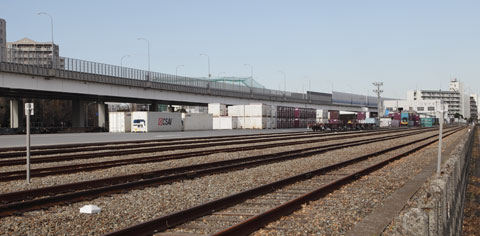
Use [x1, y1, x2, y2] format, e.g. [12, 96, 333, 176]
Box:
[0, 128, 459, 235]
[252, 128, 466, 236]
[0, 129, 428, 193]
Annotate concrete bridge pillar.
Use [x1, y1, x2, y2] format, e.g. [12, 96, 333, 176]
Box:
[9, 99, 24, 128]
[72, 99, 86, 128]
[97, 102, 106, 128]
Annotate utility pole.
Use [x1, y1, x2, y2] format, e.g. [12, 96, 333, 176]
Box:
[372, 82, 384, 119]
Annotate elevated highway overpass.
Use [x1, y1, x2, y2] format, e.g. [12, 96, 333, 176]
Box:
[0, 57, 379, 129]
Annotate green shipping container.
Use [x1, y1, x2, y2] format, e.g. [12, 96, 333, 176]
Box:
[420, 118, 433, 127]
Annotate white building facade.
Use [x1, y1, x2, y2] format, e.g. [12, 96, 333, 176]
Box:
[383, 99, 448, 120]
[406, 78, 469, 120]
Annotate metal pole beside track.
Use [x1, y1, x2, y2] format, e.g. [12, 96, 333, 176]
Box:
[437, 110, 443, 174]
[26, 103, 31, 184]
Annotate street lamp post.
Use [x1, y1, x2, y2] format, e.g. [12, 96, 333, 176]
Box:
[200, 54, 211, 78]
[120, 54, 131, 67]
[37, 12, 55, 68]
[137, 38, 150, 81]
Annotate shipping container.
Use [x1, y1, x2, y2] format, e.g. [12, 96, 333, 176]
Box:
[131, 112, 182, 132]
[380, 118, 392, 127]
[364, 118, 376, 124]
[227, 105, 245, 117]
[182, 113, 213, 131]
[109, 112, 131, 133]
[213, 116, 238, 129]
[391, 120, 400, 127]
[328, 110, 340, 120]
[244, 117, 269, 129]
[421, 118, 434, 127]
[208, 103, 227, 117]
[357, 112, 366, 121]
[246, 104, 272, 117]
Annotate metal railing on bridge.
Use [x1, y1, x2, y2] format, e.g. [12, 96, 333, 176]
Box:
[2, 48, 369, 107]
[2, 48, 296, 96]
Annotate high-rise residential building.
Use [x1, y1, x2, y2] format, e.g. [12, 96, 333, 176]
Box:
[6, 37, 64, 68]
[406, 78, 469, 120]
[0, 18, 6, 62]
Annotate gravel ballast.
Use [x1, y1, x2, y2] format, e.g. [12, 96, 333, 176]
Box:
[0, 128, 465, 235]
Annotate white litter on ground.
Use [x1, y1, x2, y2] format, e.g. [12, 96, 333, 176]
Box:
[79, 205, 101, 214]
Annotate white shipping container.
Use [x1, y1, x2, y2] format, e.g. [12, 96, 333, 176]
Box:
[208, 103, 227, 117]
[244, 117, 269, 129]
[182, 113, 213, 131]
[228, 105, 245, 117]
[236, 116, 245, 129]
[131, 112, 182, 132]
[246, 104, 271, 117]
[109, 112, 131, 133]
[213, 117, 238, 129]
[316, 118, 328, 124]
[316, 109, 328, 119]
[380, 118, 392, 127]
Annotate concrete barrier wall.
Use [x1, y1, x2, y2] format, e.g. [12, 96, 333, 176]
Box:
[388, 126, 476, 236]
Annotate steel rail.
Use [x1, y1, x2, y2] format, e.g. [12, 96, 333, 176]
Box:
[103, 127, 463, 236]
[0, 127, 429, 167]
[0, 131, 322, 159]
[0, 128, 436, 180]
[0, 127, 461, 218]
[0, 128, 398, 154]
[0, 130, 310, 153]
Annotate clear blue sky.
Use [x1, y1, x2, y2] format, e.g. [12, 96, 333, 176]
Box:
[2, 0, 479, 98]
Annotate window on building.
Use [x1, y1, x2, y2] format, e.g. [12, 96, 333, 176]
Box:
[428, 107, 435, 111]
[417, 107, 424, 111]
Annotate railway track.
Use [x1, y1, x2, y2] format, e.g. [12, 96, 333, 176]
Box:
[0, 127, 436, 181]
[0, 131, 314, 158]
[0, 127, 430, 167]
[103, 127, 463, 236]
[0, 127, 459, 218]
[0, 127, 421, 159]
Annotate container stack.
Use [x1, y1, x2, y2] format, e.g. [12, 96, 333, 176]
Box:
[209, 103, 238, 130]
[294, 108, 316, 128]
[276, 106, 294, 128]
[228, 103, 274, 129]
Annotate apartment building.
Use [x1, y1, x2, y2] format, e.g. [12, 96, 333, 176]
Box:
[407, 78, 470, 119]
[6, 37, 64, 68]
[0, 18, 6, 62]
